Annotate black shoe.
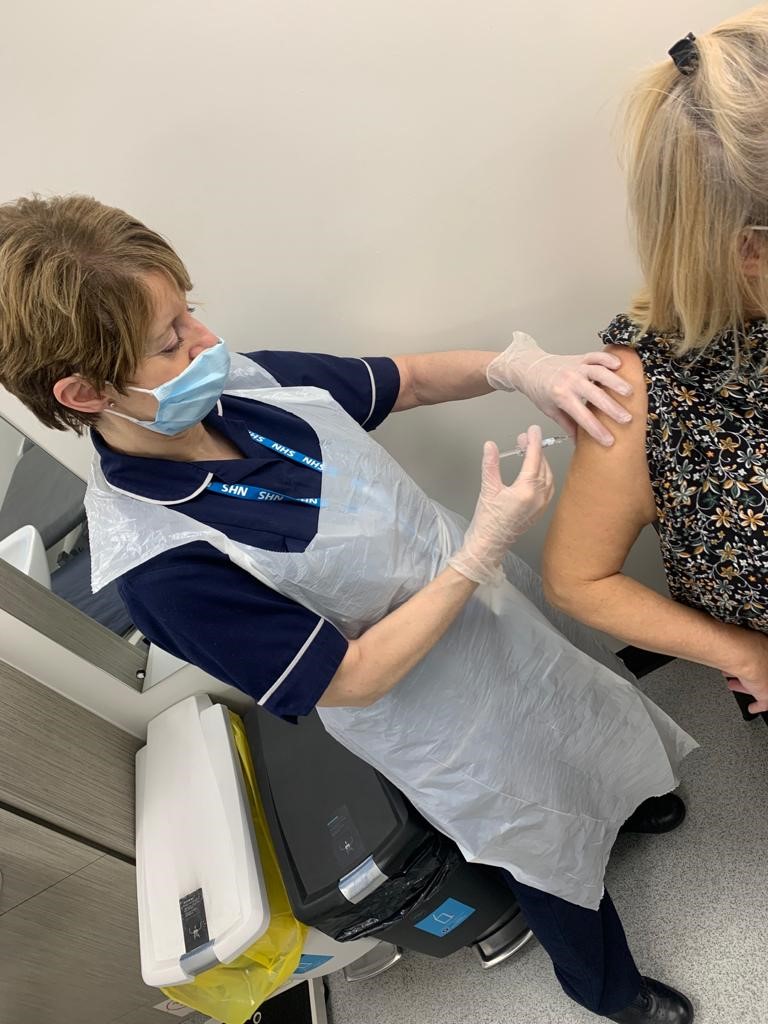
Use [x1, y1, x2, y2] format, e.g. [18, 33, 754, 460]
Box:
[607, 977, 694, 1022]
[618, 793, 686, 835]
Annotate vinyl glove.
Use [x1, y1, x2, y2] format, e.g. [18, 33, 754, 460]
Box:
[486, 332, 633, 447]
[449, 426, 554, 585]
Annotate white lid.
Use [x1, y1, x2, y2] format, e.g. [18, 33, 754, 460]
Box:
[135, 695, 270, 987]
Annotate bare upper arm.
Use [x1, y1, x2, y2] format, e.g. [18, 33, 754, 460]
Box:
[542, 345, 657, 599]
[316, 641, 375, 708]
[391, 355, 418, 411]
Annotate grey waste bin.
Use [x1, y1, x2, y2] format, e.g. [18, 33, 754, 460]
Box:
[245, 707, 532, 966]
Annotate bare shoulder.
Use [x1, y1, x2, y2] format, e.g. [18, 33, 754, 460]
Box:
[571, 344, 649, 466]
[563, 341, 655, 526]
[603, 343, 648, 425]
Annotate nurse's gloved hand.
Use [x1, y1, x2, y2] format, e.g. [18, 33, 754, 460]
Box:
[449, 427, 554, 586]
[486, 332, 633, 447]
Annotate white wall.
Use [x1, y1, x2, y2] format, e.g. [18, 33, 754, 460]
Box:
[0, 0, 746, 584]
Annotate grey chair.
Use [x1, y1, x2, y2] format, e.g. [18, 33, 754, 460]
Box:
[0, 441, 134, 637]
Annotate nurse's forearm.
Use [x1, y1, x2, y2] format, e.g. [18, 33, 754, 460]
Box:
[317, 567, 478, 707]
[392, 351, 497, 410]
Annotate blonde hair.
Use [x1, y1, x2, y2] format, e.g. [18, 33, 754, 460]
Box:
[0, 194, 192, 433]
[624, 4, 768, 354]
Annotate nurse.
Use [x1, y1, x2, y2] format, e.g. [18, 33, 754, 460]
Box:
[0, 195, 695, 1023]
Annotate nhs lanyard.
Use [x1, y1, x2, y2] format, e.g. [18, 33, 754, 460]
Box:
[248, 431, 325, 472]
[206, 429, 326, 508]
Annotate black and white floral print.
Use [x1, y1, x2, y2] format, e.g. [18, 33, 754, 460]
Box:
[600, 313, 768, 629]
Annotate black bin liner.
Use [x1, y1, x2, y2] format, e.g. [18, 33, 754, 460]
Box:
[321, 833, 464, 941]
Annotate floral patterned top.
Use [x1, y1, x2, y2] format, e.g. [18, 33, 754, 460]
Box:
[600, 313, 768, 630]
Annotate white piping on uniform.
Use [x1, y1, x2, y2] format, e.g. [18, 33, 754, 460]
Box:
[106, 396, 221, 502]
[358, 358, 376, 427]
[104, 472, 215, 506]
[258, 618, 325, 706]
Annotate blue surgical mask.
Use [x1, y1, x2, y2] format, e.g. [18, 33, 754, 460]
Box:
[107, 339, 232, 436]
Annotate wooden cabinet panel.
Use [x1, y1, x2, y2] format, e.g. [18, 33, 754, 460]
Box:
[0, 851, 159, 1024]
[0, 659, 141, 857]
[0, 808, 99, 914]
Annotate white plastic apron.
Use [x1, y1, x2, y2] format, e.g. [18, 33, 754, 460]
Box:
[87, 353, 697, 909]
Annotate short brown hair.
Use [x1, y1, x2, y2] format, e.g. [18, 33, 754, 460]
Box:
[0, 194, 193, 432]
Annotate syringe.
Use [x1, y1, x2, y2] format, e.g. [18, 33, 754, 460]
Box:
[499, 434, 570, 459]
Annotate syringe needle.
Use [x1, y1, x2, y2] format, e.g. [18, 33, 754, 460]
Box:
[499, 434, 570, 459]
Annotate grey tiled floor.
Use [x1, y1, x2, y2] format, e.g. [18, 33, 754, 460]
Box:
[327, 660, 768, 1024]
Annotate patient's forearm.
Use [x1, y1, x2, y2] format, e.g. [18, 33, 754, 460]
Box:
[545, 572, 748, 674]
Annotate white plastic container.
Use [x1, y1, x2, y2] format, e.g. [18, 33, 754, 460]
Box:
[136, 695, 269, 987]
[0, 524, 50, 588]
[136, 695, 384, 996]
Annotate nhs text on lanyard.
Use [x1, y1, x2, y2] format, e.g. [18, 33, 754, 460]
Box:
[206, 430, 327, 508]
[248, 431, 325, 472]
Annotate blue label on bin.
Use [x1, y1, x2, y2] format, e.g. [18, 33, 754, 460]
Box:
[294, 953, 333, 975]
[415, 897, 476, 937]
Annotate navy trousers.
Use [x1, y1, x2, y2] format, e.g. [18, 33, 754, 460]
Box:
[503, 872, 642, 1017]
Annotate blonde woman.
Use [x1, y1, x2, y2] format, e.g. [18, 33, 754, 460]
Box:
[545, 11, 768, 726]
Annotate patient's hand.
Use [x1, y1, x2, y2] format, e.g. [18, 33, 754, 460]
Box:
[725, 678, 768, 715]
[721, 634, 768, 714]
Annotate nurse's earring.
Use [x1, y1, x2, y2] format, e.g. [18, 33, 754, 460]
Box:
[108, 400, 116, 409]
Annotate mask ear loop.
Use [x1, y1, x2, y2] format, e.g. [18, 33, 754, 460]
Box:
[102, 385, 152, 425]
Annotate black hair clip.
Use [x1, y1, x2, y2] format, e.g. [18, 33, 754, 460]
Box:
[668, 32, 699, 76]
